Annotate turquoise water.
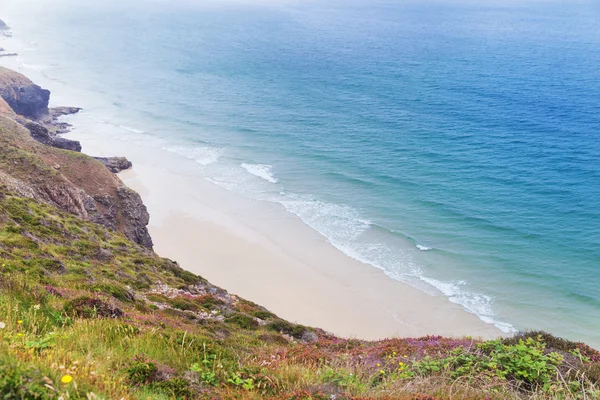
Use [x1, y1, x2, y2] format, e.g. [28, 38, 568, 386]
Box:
[2, 0, 600, 344]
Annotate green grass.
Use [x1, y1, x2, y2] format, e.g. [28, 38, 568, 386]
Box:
[1, 190, 600, 399]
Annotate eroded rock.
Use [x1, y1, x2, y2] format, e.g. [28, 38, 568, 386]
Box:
[117, 186, 153, 249]
[95, 157, 133, 173]
[0, 67, 50, 119]
[21, 120, 82, 152]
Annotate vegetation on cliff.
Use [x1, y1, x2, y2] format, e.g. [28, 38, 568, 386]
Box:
[0, 66, 599, 399]
[0, 102, 152, 249]
[1, 182, 600, 399]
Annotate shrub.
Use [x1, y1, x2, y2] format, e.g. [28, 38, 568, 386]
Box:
[267, 319, 307, 338]
[170, 296, 200, 312]
[0, 361, 53, 399]
[126, 358, 158, 385]
[151, 378, 192, 398]
[64, 296, 123, 319]
[584, 363, 600, 384]
[197, 295, 225, 310]
[146, 293, 169, 303]
[258, 333, 290, 345]
[252, 310, 275, 320]
[93, 284, 134, 303]
[226, 313, 259, 330]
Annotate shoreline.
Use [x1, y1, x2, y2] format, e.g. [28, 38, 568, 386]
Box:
[121, 163, 502, 340]
[0, 13, 504, 340]
[66, 131, 501, 340]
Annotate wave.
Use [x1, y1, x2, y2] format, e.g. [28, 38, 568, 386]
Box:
[119, 125, 146, 134]
[241, 163, 278, 184]
[273, 193, 517, 333]
[419, 276, 516, 333]
[166, 145, 221, 166]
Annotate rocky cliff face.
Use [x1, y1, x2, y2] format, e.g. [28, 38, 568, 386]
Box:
[0, 68, 153, 249]
[21, 119, 82, 152]
[0, 67, 49, 119]
[94, 156, 133, 173]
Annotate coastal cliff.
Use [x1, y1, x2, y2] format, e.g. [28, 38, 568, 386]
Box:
[0, 66, 599, 399]
[0, 67, 151, 248]
[0, 67, 49, 119]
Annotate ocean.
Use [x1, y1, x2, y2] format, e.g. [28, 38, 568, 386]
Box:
[1, 0, 599, 345]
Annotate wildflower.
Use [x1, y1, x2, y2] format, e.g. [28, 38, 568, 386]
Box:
[379, 369, 385, 374]
[376, 363, 381, 367]
[0, 322, 5, 329]
[61, 375, 73, 384]
[33, 304, 41, 311]
[17, 320, 23, 324]
[16, 333, 24, 337]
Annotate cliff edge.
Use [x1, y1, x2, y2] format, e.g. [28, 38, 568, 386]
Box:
[0, 67, 152, 248]
[0, 62, 599, 400]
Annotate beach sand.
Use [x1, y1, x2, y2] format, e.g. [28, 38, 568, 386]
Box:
[0, 5, 501, 342]
[0, 51, 504, 339]
[108, 156, 502, 340]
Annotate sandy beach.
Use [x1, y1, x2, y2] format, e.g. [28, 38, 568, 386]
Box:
[0, 15, 502, 340]
[100, 147, 503, 340]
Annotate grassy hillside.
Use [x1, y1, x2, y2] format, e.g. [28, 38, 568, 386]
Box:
[0, 80, 598, 399]
[1, 187, 600, 399]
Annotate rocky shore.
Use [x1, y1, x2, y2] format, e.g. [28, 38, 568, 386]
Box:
[0, 66, 148, 248]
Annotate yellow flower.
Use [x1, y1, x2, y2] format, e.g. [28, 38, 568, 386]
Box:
[379, 369, 385, 374]
[17, 320, 23, 324]
[16, 333, 24, 337]
[376, 363, 381, 367]
[61, 375, 73, 384]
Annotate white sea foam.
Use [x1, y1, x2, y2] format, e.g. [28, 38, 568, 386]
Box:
[241, 163, 278, 184]
[166, 145, 221, 166]
[278, 195, 371, 244]
[119, 125, 146, 134]
[268, 193, 515, 333]
[419, 276, 516, 333]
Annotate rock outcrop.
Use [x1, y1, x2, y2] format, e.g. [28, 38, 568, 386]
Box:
[0, 19, 8, 30]
[50, 106, 82, 117]
[94, 157, 133, 173]
[116, 186, 153, 248]
[21, 119, 82, 152]
[0, 78, 153, 249]
[0, 67, 50, 119]
[0, 96, 14, 116]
